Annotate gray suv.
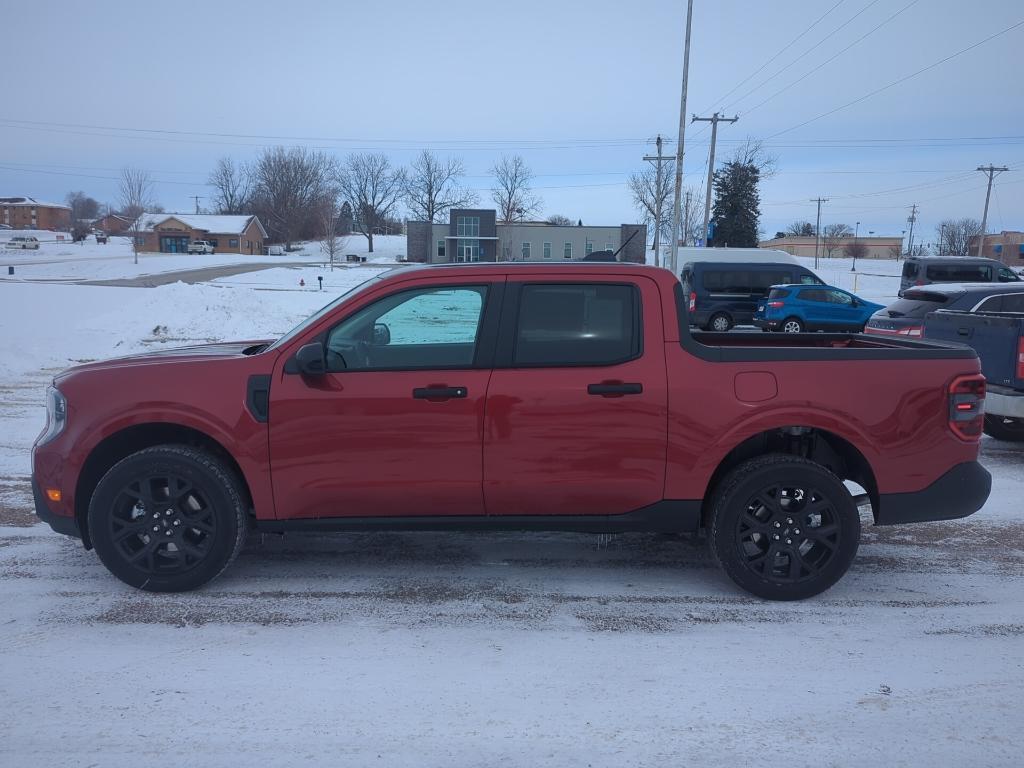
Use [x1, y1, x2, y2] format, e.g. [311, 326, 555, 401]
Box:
[900, 256, 1020, 295]
[865, 282, 1024, 338]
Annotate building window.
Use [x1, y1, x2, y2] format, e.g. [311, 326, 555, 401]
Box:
[454, 239, 480, 262]
[456, 216, 480, 237]
[229, 239, 239, 247]
[605, 242, 612, 251]
[207, 238, 219, 247]
[522, 242, 531, 259]
[563, 242, 572, 259]
[437, 239, 445, 259]
[585, 242, 594, 255]
[135, 236, 145, 245]
[543, 242, 551, 259]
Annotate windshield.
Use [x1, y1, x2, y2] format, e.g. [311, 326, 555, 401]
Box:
[266, 271, 388, 351]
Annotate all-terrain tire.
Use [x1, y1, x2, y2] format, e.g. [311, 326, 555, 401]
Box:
[708, 454, 860, 600]
[88, 445, 247, 592]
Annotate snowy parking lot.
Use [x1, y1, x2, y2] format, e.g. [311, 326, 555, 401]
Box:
[1, 244, 1023, 767]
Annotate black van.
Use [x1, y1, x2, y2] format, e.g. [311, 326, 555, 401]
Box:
[899, 256, 1020, 295]
[681, 261, 824, 331]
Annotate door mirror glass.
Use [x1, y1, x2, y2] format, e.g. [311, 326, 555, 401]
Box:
[373, 322, 391, 346]
[295, 342, 327, 376]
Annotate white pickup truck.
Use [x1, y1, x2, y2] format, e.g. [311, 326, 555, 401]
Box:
[187, 240, 215, 254]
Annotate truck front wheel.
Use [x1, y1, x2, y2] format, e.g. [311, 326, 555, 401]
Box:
[708, 454, 860, 600]
[983, 415, 1024, 442]
[87, 445, 247, 592]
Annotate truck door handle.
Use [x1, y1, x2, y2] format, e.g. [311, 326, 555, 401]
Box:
[413, 386, 467, 400]
[587, 382, 643, 396]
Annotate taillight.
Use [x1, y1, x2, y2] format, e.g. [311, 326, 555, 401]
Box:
[767, 301, 784, 308]
[688, 291, 696, 312]
[901, 325, 922, 337]
[948, 374, 986, 441]
[1017, 337, 1024, 381]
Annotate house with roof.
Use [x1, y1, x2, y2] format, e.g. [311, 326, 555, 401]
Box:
[0, 197, 72, 231]
[92, 213, 134, 235]
[132, 213, 267, 255]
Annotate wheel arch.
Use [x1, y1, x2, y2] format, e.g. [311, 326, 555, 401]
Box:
[74, 423, 254, 549]
[700, 426, 878, 526]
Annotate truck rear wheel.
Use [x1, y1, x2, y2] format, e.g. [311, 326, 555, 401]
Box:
[708, 454, 860, 600]
[983, 415, 1024, 442]
[87, 445, 247, 592]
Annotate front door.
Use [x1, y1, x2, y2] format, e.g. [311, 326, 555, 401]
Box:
[483, 277, 668, 516]
[268, 279, 501, 519]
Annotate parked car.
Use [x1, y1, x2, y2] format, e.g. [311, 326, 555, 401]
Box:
[266, 245, 285, 256]
[187, 240, 215, 255]
[925, 309, 1024, 441]
[95, 233, 108, 244]
[865, 283, 1024, 338]
[4, 236, 40, 249]
[899, 256, 1020, 295]
[0, 223, 12, 230]
[681, 253, 825, 331]
[32, 263, 991, 600]
[753, 285, 884, 333]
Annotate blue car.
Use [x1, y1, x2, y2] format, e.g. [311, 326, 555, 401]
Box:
[753, 284, 885, 333]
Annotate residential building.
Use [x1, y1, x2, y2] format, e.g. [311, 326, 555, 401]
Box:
[968, 231, 1024, 266]
[92, 213, 134, 235]
[0, 197, 72, 231]
[760, 235, 904, 260]
[132, 213, 267, 255]
[406, 209, 646, 264]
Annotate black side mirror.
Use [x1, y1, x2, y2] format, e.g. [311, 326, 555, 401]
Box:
[295, 342, 327, 376]
[373, 322, 391, 346]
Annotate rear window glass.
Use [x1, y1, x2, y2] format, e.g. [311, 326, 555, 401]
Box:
[925, 264, 993, 282]
[902, 262, 919, 278]
[883, 292, 951, 318]
[768, 288, 791, 299]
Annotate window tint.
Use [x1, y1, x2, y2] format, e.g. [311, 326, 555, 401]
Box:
[799, 272, 823, 285]
[902, 262, 919, 278]
[326, 285, 487, 371]
[826, 290, 853, 305]
[926, 264, 993, 282]
[998, 267, 1022, 282]
[883, 292, 950, 318]
[975, 296, 1003, 312]
[800, 289, 829, 303]
[513, 284, 639, 366]
[768, 288, 791, 299]
[1001, 294, 1024, 312]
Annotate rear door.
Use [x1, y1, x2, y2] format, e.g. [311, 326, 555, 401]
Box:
[483, 275, 668, 516]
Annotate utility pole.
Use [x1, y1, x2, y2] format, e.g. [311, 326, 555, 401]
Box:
[976, 165, 1008, 257]
[851, 221, 860, 272]
[643, 134, 672, 267]
[191, 195, 203, 215]
[691, 112, 738, 247]
[906, 204, 918, 257]
[811, 197, 828, 270]
[682, 189, 692, 247]
[667, 0, 694, 275]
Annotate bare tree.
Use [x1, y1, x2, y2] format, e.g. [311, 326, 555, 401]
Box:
[844, 239, 869, 265]
[629, 161, 702, 262]
[785, 221, 816, 237]
[730, 137, 778, 179]
[404, 150, 476, 223]
[65, 191, 100, 222]
[208, 157, 251, 215]
[491, 155, 541, 225]
[822, 223, 853, 257]
[337, 152, 407, 253]
[936, 218, 982, 257]
[318, 188, 349, 269]
[249, 146, 334, 249]
[888, 243, 902, 261]
[546, 214, 573, 226]
[119, 167, 154, 265]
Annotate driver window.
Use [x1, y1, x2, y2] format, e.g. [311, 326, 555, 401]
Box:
[827, 290, 853, 305]
[326, 285, 488, 372]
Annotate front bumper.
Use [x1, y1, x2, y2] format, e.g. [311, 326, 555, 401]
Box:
[986, 385, 1024, 419]
[875, 461, 991, 525]
[32, 479, 81, 539]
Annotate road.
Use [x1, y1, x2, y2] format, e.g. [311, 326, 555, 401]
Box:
[84, 261, 313, 287]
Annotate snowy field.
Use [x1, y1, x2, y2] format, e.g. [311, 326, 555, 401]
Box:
[1, 243, 1023, 767]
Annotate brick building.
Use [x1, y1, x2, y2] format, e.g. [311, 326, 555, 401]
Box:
[759, 234, 904, 260]
[969, 231, 1024, 266]
[0, 197, 72, 231]
[93, 213, 133, 235]
[132, 213, 267, 255]
[407, 209, 646, 264]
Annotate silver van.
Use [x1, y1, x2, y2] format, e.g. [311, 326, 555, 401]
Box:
[900, 256, 1020, 295]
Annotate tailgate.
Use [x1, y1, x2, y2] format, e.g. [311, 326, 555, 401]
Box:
[924, 311, 1024, 388]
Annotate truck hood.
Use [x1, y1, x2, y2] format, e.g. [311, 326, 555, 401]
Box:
[55, 340, 273, 380]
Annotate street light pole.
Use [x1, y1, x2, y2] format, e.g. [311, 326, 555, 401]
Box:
[851, 221, 860, 272]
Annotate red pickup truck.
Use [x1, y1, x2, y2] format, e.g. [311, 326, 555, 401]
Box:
[32, 263, 991, 599]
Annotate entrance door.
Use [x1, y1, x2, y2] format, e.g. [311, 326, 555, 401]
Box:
[483, 277, 668, 516]
[268, 279, 501, 519]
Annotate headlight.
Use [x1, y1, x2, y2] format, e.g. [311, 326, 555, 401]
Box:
[38, 386, 67, 445]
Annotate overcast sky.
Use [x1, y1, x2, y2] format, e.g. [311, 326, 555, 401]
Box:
[4, 0, 1022, 245]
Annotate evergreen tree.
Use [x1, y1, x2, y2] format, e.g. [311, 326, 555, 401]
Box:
[709, 161, 761, 247]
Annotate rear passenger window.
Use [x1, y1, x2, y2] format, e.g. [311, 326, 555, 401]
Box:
[513, 284, 640, 366]
[975, 296, 1003, 312]
[926, 264, 993, 282]
[1002, 295, 1024, 312]
[902, 262, 919, 279]
[800, 289, 828, 303]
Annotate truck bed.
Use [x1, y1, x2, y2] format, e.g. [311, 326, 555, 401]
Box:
[924, 310, 1024, 390]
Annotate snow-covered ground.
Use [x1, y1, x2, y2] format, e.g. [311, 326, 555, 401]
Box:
[1, 244, 1022, 767]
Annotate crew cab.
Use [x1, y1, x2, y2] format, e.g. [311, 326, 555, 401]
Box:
[925, 308, 1024, 441]
[187, 240, 215, 254]
[32, 264, 992, 600]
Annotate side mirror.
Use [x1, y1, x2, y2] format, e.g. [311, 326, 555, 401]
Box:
[294, 342, 327, 376]
[373, 322, 391, 346]
[851, 298, 860, 307]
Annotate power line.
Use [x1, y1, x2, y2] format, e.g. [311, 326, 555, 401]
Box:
[765, 18, 1024, 139]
